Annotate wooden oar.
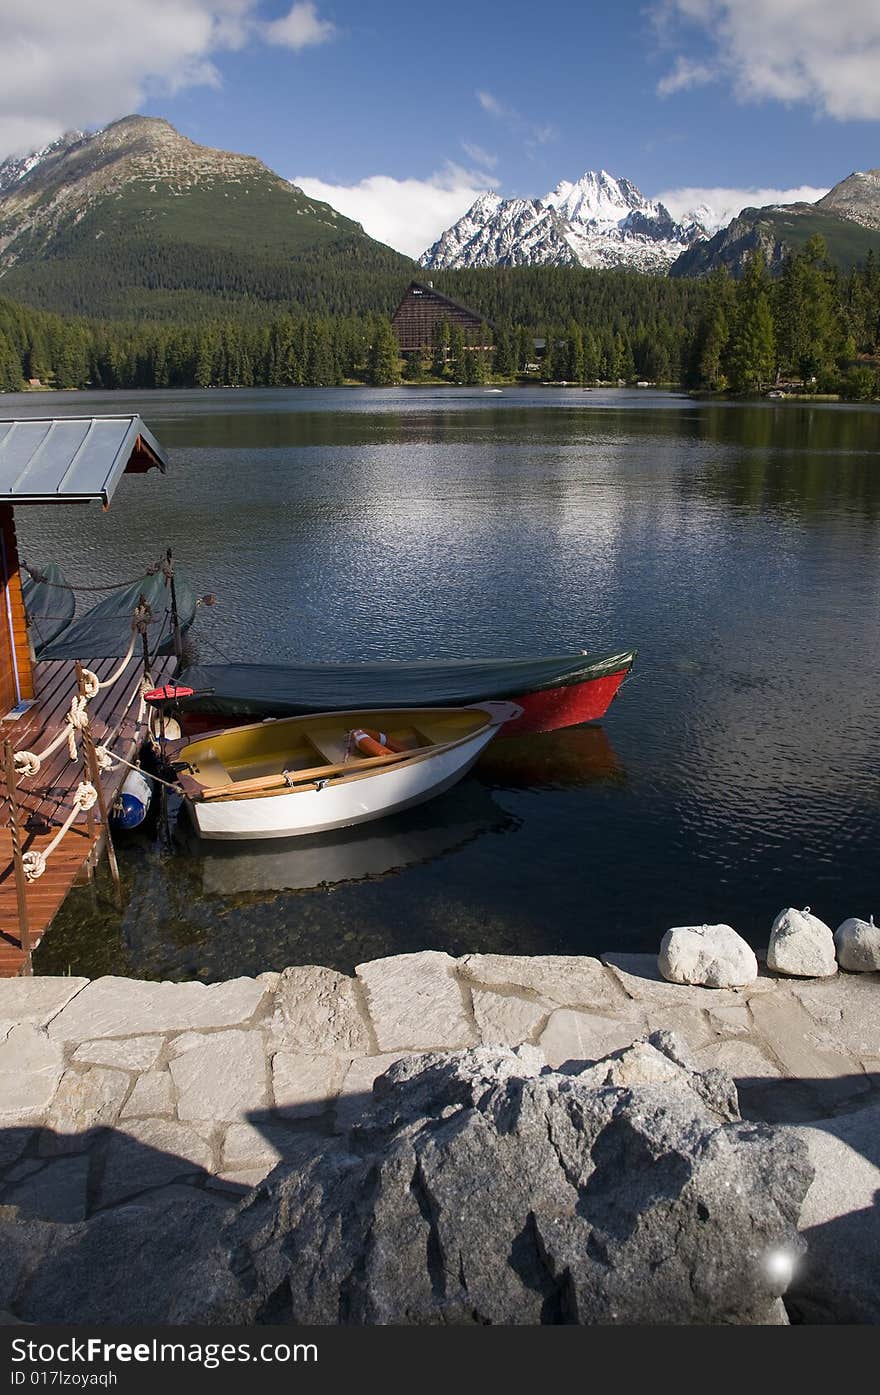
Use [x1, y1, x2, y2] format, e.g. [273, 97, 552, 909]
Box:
[197, 745, 418, 801]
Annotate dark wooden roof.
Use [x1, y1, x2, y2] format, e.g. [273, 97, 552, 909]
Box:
[392, 281, 493, 351]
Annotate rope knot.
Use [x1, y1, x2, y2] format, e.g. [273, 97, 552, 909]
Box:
[80, 669, 101, 699]
[94, 745, 115, 772]
[75, 781, 98, 812]
[22, 850, 46, 882]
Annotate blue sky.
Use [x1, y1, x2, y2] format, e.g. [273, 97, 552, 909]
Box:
[3, 1, 880, 255]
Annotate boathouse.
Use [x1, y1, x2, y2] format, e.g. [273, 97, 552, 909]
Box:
[0, 416, 167, 715]
[391, 281, 493, 353]
[0, 415, 173, 976]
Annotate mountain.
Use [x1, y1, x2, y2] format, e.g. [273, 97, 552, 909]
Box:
[815, 168, 880, 230]
[421, 170, 707, 273]
[671, 170, 880, 278]
[0, 116, 413, 321]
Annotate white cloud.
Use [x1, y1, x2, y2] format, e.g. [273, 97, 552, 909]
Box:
[477, 90, 510, 119]
[0, 1, 338, 159]
[659, 183, 831, 229]
[654, 0, 880, 119]
[461, 141, 498, 168]
[292, 166, 497, 259]
[262, 2, 336, 51]
[656, 56, 716, 97]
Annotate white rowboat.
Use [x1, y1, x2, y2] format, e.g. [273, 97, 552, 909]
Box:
[173, 701, 519, 841]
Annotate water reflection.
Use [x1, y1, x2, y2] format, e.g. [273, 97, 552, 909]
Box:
[475, 725, 625, 790]
[177, 780, 515, 900]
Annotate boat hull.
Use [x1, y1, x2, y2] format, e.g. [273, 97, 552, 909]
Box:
[173, 649, 636, 739]
[190, 722, 500, 840]
[501, 668, 630, 735]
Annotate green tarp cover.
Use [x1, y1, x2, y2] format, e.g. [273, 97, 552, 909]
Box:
[22, 564, 76, 655]
[40, 567, 196, 661]
[176, 649, 636, 718]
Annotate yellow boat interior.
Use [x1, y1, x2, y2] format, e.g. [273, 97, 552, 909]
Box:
[173, 706, 492, 798]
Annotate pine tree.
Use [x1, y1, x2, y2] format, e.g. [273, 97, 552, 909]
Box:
[728, 253, 776, 393]
[366, 316, 400, 386]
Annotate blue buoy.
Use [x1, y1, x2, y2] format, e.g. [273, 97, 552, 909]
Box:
[111, 769, 153, 830]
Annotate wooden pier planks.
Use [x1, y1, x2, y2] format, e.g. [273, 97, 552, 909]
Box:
[0, 654, 176, 976]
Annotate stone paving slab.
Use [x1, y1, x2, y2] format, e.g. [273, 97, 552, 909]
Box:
[272, 1051, 344, 1118]
[121, 1071, 174, 1120]
[0, 1026, 65, 1125]
[356, 952, 478, 1052]
[0, 979, 88, 1027]
[39, 1066, 130, 1153]
[471, 988, 548, 1046]
[47, 975, 276, 1041]
[272, 965, 373, 1055]
[335, 1053, 406, 1132]
[538, 1008, 645, 1068]
[459, 954, 627, 1012]
[72, 1037, 165, 1072]
[169, 1030, 268, 1124]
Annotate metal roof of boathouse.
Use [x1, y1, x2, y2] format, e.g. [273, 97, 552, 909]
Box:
[0, 416, 167, 506]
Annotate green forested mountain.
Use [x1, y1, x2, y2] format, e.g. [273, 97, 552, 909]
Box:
[671, 204, 880, 279]
[0, 116, 413, 321]
[2, 238, 879, 397]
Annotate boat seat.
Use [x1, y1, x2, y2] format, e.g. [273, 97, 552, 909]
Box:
[193, 754, 232, 789]
[303, 732, 351, 765]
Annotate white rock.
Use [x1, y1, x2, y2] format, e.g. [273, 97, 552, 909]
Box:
[356, 952, 477, 1051]
[73, 1036, 165, 1072]
[0, 978, 88, 1027]
[470, 988, 547, 1046]
[272, 1051, 343, 1118]
[658, 924, 758, 989]
[168, 1030, 268, 1123]
[0, 1024, 65, 1123]
[602, 952, 769, 1004]
[834, 916, 880, 973]
[767, 907, 837, 978]
[47, 975, 273, 1041]
[272, 964, 372, 1054]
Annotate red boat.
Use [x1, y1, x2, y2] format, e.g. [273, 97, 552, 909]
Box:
[159, 648, 636, 738]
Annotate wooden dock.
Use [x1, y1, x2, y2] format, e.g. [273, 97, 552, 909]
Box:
[0, 654, 176, 976]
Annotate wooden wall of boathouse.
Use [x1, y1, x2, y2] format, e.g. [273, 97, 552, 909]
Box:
[0, 504, 35, 713]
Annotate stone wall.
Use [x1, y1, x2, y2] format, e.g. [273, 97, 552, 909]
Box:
[0, 951, 878, 1321]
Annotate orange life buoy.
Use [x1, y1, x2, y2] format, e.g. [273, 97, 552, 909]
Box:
[350, 728, 396, 758]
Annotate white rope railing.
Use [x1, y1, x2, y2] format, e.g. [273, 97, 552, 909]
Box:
[21, 782, 98, 881]
[79, 631, 138, 700]
[13, 695, 91, 777]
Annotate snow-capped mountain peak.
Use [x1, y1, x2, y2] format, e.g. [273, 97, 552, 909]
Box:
[420, 168, 709, 273]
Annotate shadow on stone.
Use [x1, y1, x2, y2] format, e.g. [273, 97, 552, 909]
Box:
[0, 1051, 878, 1326]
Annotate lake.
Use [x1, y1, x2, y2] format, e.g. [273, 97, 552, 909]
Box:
[6, 385, 879, 982]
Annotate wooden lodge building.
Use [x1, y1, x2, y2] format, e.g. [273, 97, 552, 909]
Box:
[392, 281, 493, 354]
